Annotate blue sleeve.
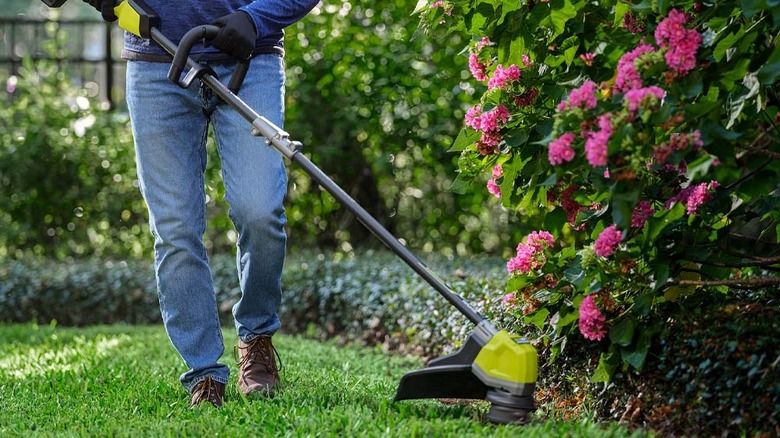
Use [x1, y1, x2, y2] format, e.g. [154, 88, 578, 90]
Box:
[239, 0, 320, 38]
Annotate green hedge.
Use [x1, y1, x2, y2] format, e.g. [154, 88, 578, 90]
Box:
[0, 251, 776, 436]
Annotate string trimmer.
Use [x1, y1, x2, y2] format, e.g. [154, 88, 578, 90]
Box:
[41, 0, 538, 423]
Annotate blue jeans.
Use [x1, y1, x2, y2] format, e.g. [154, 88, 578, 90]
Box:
[126, 55, 288, 391]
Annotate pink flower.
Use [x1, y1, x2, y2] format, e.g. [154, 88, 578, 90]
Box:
[580, 53, 595, 66]
[487, 179, 501, 198]
[594, 224, 622, 257]
[548, 132, 576, 165]
[475, 37, 492, 51]
[488, 64, 522, 90]
[631, 200, 654, 228]
[492, 165, 504, 179]
[507, 243, 536, 274]
[526, 230, 555, 252]
[665, 180, 719, 214]
[613, 44, 656, 93]
[503, 293, 516, 307]
[430, 0, 452, 15]
[6, 76, 16, 94]
[655, 9, 701, 75]
[479, 105, 511, 132]
[521, 54, 533, 67]
[584, 114, 612, 167]
[469, 53, 488, 81]
[579, 294, 607, 341]
[480, 131, 502, 147]
[558, 80, 598, 111]
[506, 230, 555, 274]
[624, 86, 666, 111]
[465, 105, 482, 131]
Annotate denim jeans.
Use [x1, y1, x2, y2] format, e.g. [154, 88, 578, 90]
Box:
[125, 55, 288, 391]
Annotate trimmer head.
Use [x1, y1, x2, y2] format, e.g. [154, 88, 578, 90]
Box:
[394, 320, 538, 424]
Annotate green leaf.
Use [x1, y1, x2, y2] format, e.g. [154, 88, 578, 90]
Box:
[609, 318, 635, 347]
[550, 0, 578, 37]
[591, 347, 619, 383]
[633, 293, 654, 317]
[449, 128, 480, 153]
[758, 44, 780, 85]
[741, 0, 770, 18]
[563, 256, 585, 287]
[524, 308, 550, 330]
[506, 275, 530, 293]
[621, 329, 653, 371]
[614, 2, 630, 26]
[645, 202, 685, 243]
[713, 26, 744, 63]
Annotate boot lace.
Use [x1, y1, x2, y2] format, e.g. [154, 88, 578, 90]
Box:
[235, 336, 283, 375]
[192, 376, 222, 406]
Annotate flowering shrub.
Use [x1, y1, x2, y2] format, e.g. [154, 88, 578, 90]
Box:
[418, 1, 780, 380]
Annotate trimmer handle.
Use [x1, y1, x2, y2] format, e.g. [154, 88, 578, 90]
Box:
[167, 25, 250, 94]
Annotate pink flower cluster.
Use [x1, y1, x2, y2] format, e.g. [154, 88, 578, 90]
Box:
[548, 132, 576, 165]
[579, 294, 607, 341]
[655, 9, 701, 74]
[666, 180, 720, 214]
[468, 37, 492, 81]
[469, 53, 488, 81]
[488, 64, 521, 90]
[631, 200, 654, 228]
[652, 130, 704, 166]
[624, 86, 666, 111]
[465, 105, 511, 155]
[557, 80, 598, 111]
[507, 230, 555, 275]
[614, 44, 656, 93]
[465, 105, 510, 132]
[584, 113, 612, 167]
[487, 165, 503, 198]
[594, 224, 622, 257]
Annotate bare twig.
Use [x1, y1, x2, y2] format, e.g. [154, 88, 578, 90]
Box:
[689, 255, 780, 268]
[668, 277, 780, 289]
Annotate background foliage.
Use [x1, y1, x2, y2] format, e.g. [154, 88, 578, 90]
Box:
[0, 0, 526, 261]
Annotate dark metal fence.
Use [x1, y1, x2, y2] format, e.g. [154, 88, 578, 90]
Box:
[0, 18, 126, 108]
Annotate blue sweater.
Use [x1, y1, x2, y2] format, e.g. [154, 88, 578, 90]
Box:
[121, 0, 319, 61]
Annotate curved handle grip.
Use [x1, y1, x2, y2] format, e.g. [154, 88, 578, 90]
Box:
[167, 24, 250, 94]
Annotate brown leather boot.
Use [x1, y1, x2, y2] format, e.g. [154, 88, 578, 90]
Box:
[190, 376, 225, 408]
[236, 335, 282, 397]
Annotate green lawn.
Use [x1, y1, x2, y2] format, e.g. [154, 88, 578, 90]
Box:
[0, 324, 648, 437]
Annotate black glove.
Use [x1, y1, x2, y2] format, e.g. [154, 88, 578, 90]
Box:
[83, 0, 118, 22]
[208, 11, 257, 60]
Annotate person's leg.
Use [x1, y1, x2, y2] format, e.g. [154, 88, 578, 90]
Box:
[210, 54, 288, 342]
[126, 60, 229, 393]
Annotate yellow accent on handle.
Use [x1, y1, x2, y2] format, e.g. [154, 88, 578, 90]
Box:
[474, 330, 538, 384]
[114, 1, 142, 37]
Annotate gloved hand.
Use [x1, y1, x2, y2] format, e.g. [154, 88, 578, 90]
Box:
[82, 0, 117, 22]
[208, 11, 257, 60]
